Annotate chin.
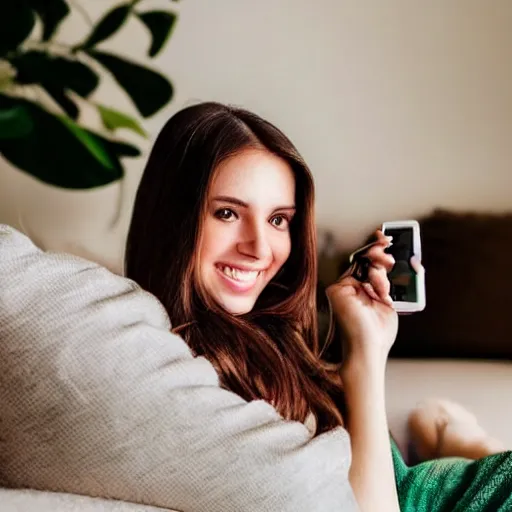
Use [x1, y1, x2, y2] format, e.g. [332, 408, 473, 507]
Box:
[217, 297, 256, 316]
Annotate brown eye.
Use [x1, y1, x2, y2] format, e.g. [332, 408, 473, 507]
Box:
[270, 215, 289, 229]
[214, 208, 237, 221]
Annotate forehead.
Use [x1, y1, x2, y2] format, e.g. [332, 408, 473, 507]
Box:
[209, 148, 295, 205]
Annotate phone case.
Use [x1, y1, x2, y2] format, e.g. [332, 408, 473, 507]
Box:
[382, 220, 426, 313]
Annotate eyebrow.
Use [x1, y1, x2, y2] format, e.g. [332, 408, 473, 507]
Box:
[212, 195, 296, 212]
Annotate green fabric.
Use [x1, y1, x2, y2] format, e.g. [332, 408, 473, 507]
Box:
[392, 438, 512, 511]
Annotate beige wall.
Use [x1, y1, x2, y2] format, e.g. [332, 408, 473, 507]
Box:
[1, 0, 511, 273]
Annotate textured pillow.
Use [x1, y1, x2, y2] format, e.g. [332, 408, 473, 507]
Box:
[0, 488, 166, 512]
[0, 225, 356, 512]
[391, 209, 512, 359]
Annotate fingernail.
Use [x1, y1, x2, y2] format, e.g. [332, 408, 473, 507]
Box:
[386, 236, 393, 244]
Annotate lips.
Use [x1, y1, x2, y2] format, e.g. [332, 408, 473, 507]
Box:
[215, 264, 262, 293]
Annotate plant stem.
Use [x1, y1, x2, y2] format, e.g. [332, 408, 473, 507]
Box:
[68, 0, 93, 27]
[24, 39, 75, 55]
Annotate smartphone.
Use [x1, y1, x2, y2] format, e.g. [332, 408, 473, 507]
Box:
[381, 220, 426, 313]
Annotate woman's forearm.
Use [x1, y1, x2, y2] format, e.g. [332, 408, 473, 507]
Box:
[342, 357, 400, 512]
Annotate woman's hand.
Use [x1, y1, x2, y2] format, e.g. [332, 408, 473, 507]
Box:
[327, 229, 424, 512]
[326, 230, 422, 367]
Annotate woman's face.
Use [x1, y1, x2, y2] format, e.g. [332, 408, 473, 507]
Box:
[198, 148, 296, 315]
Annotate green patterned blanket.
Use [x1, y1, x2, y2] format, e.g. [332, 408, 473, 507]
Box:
[392, 438, 512, 511]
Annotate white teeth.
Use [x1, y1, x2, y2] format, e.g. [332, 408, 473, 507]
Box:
[221, 265, 259, 282]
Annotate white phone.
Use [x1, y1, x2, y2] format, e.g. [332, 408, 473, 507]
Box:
[381, 220, 426, 313]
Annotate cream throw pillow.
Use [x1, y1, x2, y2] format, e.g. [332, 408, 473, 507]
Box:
[0, 225, 356, 512]
[0, 488, 167, 512]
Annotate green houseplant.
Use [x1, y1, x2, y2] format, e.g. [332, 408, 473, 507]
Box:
[0, 0, 178, 189]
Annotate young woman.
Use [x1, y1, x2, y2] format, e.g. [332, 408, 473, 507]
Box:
[125, 102, 512, 512]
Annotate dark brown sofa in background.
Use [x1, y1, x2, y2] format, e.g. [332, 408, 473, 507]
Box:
[317, 208, 512, 461]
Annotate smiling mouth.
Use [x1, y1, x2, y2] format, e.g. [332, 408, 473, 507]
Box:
[216, 264, 262, 283]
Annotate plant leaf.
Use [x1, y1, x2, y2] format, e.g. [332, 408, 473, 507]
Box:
[80, 4, 130, 50]
[43, 85, 79, 119]
[0, 104, 34, 139]
[0, 98, 138, 188]
[136, 10, 177, 57]
[9, 50, 99, 119]
[87, 50, 173, 117]
[0, 4, 36, 56]
[10, 50, 99, 97]
[105, 138, 141, 158]
[27, 0, 70, 41]
[58, 116, 114, 169]
[97, 104, 147, 137]
[9, 50, 99, 114]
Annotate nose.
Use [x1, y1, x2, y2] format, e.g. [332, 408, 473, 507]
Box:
[236, 219, 272, 262]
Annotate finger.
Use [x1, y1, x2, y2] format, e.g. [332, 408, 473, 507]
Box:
[368, 265, 390, 298]
[331, 269, 363, 290]
[366, 244, 395, 271]
[340, 262, 359, 280]
[368, 265, 393, 305]
[375, 229, 392, 244]
[333, 263, 383, 295]
[410, 255, 425, 275]
[326, 274, 365, 307]
[370, 232, 393, 253]
[361, 282, 381, 302]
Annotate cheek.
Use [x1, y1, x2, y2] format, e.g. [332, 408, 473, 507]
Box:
[199, 218, 234, 265]
[198, 221, 218, 270]
[273, 234, 292, 268]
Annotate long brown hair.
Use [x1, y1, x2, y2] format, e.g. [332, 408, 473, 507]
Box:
[125, 102, 344, 434]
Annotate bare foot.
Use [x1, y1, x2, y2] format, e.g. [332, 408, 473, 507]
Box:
[408, 398, 505, 461]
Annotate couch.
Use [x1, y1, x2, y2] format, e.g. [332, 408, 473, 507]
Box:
[319, 209, 512, 461]
[4, 358, 510, 511]
[387, 209, 512, 460]
[2, 209, 511, 510]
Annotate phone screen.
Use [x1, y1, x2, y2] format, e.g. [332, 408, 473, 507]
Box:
[384, 227, 417, 303]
